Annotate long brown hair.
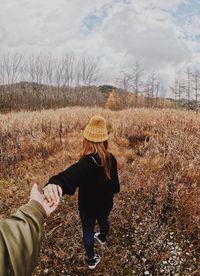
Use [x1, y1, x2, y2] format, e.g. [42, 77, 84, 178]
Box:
[80, 138, 111, 179]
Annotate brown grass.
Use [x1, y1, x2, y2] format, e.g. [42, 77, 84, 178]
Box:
[0, 107, 199, 275]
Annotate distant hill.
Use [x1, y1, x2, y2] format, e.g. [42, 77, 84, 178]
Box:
[0, 82, 175, 112]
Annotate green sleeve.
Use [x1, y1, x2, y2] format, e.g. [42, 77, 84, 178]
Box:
[0, 200, 47, 276]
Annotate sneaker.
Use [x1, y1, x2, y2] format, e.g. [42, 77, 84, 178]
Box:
[94, 232, 106, 245]
[88, 254, 101, 269]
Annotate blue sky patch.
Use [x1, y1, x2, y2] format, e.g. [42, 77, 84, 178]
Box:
[171, 0, 200, 51]
[83, 6, 108, 33]
[173, 0, 200, 24]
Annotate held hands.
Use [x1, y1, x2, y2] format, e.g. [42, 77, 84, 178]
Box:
[43, 184, 63, 205]
[30, 184, 59, 216]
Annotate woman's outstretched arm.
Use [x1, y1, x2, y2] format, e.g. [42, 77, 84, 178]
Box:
[44, 160, 85, 203]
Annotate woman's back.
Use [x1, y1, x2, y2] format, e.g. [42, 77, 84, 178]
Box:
[77, 153, 119, 217]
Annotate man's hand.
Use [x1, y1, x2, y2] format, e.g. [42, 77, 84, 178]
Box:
[30, 184, 59, 216]
[43, 184, 63, 204]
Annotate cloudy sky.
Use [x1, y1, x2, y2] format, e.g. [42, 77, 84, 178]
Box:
[0, 0, 200, 90]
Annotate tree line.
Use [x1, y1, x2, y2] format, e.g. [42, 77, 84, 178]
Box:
[0, 52, 199, 112]
[170, 68, 200, 110]
[116, 61, 167, 109]
[0, 53, 104, 111]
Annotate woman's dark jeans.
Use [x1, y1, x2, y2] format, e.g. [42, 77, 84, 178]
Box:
[80, 213, 109, 259]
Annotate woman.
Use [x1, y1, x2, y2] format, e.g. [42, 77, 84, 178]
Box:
[43, 116, 120, 269]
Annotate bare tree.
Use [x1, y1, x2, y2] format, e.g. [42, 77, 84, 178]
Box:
[144, 72, 156, 107]
[149, 72, 156, 101]
[155, 76, 160, 108]
[116, 70, 131, 92]
[144, 80, 151, 108]
[171, 71, 186, 109]
[159, 86, 166, 108]
[62, 53, 76, 90]
[43, 54, 54, 86]
[54, 56, 65, 90]
[26, 54, 44, 84]
[185, 67, 192, 108]
[170, 79, 178, 107]
[192, 69, 200, 110]
[130, 61, 144, 107]
[0, 53, 23, 85]
[0, 53, 23, 111]
[177, 79, 185, 108]
[0, 55, 6, 85]
[76, 55, 99, 86]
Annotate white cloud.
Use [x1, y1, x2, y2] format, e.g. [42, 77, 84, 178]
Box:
[142, 0, 188, 10]
[0, 0, 199, 91]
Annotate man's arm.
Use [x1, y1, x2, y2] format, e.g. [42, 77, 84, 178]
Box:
[0, 184, 58, 276]
[0, 200, 46, 276]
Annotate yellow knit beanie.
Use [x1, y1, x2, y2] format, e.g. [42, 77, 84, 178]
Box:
[83, 116, 108, 142]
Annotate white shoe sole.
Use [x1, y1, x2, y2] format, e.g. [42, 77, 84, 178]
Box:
[94, 232, 106, 245]
[88, 256, 101, 269]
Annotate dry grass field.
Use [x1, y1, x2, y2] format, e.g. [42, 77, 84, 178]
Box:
[0, 107, 199, 275]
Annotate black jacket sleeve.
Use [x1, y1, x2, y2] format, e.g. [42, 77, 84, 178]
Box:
[46, 160, 85, 195]
[110, 155, 120, 194]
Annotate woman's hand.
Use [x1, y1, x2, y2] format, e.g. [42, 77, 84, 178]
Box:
[43, 184, 63, 204]
[30, 183, 59, 216]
